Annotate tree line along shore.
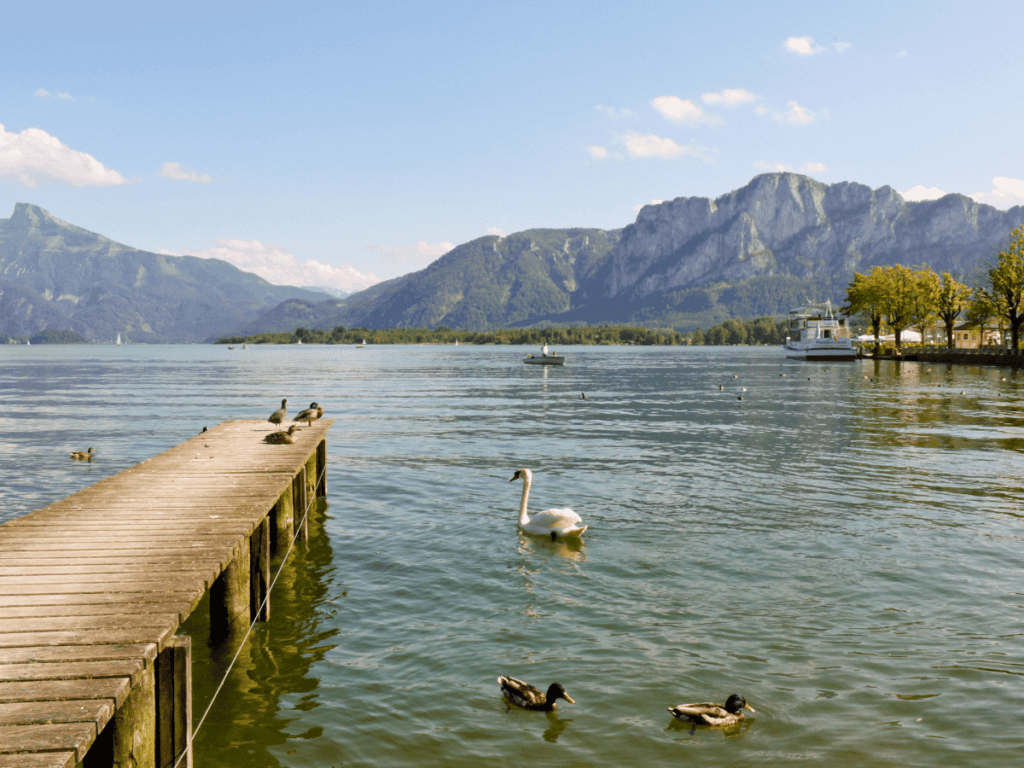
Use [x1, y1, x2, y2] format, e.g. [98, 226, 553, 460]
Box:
[214, 320, 791, 347]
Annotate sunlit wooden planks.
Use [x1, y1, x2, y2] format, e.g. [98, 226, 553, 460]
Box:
[0, 418, 332, 766]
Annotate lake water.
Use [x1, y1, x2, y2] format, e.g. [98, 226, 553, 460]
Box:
[1, 344, 1022, 767]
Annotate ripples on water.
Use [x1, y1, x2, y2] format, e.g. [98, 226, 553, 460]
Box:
[2, 345, 1023, 767]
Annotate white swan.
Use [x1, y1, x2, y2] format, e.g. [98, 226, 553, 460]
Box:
[510, 468, 587, 540]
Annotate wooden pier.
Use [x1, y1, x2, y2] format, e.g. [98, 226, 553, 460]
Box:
[0, 418, 332, 768]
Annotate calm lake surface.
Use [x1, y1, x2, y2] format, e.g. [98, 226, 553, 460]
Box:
[1, 344, 1022, 767]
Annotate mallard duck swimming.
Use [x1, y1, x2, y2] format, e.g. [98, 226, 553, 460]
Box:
[263, 425, 298, 444]
[268, 398, 287, 430]
[70, 447, 94, 461]
[498, 676, 574, 711]
[667, 694, 754, 727]
[510, 468, 587, 540]
[294, 402, 323, 427]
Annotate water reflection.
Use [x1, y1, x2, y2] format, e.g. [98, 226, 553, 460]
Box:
[182, 499, 338, 767]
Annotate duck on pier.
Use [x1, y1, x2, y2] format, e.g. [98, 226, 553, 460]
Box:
[268, 398, 287, 430]
[294, 402, 323, 427]
[264, 425, 299, 444]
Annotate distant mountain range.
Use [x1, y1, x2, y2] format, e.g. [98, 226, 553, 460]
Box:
[0, 203, 325, 342]
[4, 173, 1023, 342]
[234, 173, 1024, 333]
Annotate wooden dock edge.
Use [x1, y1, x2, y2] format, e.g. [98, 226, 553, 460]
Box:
[0, 419, 332, 767]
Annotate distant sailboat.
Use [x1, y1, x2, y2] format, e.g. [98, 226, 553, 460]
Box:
[455, 339, 459, 346]
[356, 338, 366, 348]
[25, 339, 30, 345]
[297, 338, 303, 345]
[116, 333, 122, 346]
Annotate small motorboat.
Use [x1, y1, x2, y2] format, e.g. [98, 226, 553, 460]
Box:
[523, 354, 565, 366]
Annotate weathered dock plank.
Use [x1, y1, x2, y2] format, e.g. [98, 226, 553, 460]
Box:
[0, 418, 332, 766]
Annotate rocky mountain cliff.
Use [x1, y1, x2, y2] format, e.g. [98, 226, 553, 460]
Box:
[0, 203, 325, 342]
[256, 172, 1021, 333]
[593, 173, 1022, 307]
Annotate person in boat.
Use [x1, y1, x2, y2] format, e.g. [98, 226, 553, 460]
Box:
[541, 342, 550, 357]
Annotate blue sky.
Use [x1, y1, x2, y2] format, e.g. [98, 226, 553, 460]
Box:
[2, 0, 1022, 292]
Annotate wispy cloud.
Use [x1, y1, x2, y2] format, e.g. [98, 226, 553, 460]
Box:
[901, 185, 947, 202]
[970, 177, 1024, 208]
[651, 96, 719, 125]
[0, 122, 132, 188]
[177, 238, 379, 292]
[833, 41, 852, 53]
[586, 145, 609, 159]
[755, 161, 827, 175]
[786, 36, 825, 55]
[367, 240, 455, 266]
[623, 132, 704, 159]
[487, 227, 507, 237]
[896, 50, 908, 58]
[36, 88, 79, 100]
[701, 89, 757, 106]
[159, 161, 212, 183]
[757, 101, 817, 125]
[632, 199, 664, 212]
[596, 105, 634, 119]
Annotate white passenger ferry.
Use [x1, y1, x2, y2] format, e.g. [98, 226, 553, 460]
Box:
[784, 301, 858, 360]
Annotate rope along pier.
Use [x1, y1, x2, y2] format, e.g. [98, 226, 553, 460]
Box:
[0, 418, 333, 768]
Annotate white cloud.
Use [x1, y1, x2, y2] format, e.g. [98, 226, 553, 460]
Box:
[758, 101, 817, 125]
[182, 238, 380, 292]
[902, 185, 948, 202]
[970, 177, 1024, 208]
[367, 240, 455, 266]
[632, 199, 664, 212]
[651, 95, 718, 124]
[783, 101, 815, 124]
[587, 145, 609, 159]
[896, 50, 908, 58]
[833, 41, 852, 53]
[623, 132, 694, 159]
[0, 122, 131, 188]
[786, 36, 825, 55]
[487, 227, 507, 237]
[159, 161, 212, 183]
[596, 105, 634, 119]
[36, 89, 77, 100]
[701, 88, 757, 106]
[755, 161, 827, 175]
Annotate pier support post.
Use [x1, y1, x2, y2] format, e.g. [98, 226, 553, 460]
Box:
[272, 486, 294, 556]
[85, 660, 156, 767]
[211, 537, 250, 639]
[294, 469, 309, 543]
[251, 516, 270, 621]
[305, 453, 318, 502]
[316, 439, 327, 497]
[157, 636, 193, 768]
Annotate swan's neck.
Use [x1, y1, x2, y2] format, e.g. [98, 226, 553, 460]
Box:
[518, 475, 531, 526]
